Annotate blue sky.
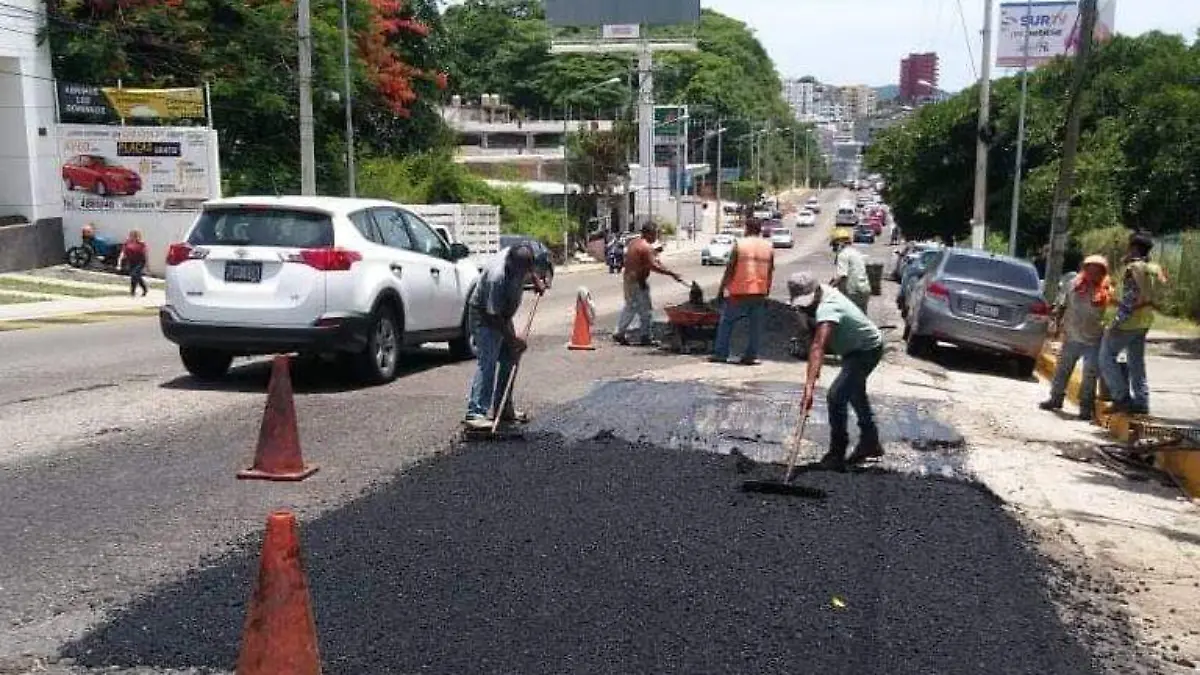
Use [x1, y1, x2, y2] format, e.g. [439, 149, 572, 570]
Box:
[702, 0, 1199, 91]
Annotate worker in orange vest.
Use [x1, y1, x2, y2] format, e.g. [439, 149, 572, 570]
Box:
[711, 218, 775, 365]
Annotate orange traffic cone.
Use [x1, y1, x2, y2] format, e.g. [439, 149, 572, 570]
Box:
[235, 511, 322, 675]
[238, 355, 319, 481]
[567, 293, 596, 351]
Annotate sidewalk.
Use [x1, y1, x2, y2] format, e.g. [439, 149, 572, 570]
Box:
[0, 269, 163, 324]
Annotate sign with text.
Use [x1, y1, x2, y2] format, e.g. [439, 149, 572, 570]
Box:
[997, 0, 1116, 68]
[57, 83, 207, 121]
[602, 24, 640, 39]
[58, 124, 215, 213]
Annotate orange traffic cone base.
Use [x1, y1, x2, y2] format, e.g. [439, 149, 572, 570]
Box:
[237, 465, 319, 481]
[568, 341, 596, 351]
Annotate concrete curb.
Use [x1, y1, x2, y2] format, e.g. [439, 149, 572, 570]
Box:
[0, 306, 159, 332]
[1037, 340, 1200, 498]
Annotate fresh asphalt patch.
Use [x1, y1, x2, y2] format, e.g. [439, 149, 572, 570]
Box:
[64, 431, 1119, 675]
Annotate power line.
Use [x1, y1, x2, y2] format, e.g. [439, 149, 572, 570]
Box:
[953, 0, 979, 80]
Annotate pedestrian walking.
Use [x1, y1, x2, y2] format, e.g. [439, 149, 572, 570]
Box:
[464, 245, 545, 430]
[831, 232, 871, 314]
[119, 229, 149, 297]
[613, 222, 683, 346]
[789, 272, 885, 472]
[1039, 255, 1113, 420]
[1099, 231, 1168, 415]
[711, 218, 775, 365]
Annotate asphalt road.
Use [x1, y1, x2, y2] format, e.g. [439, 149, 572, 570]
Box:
[0, 190, 1139, 674]
[0, 193, 833, 669]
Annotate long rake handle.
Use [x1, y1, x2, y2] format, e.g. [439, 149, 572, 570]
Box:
[491, 293, 541, 434]
[782, 409, 810, 483]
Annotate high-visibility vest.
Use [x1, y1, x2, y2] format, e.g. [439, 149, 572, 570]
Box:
[1120, 260, 1166, 331]
[728, 237, 773, 297]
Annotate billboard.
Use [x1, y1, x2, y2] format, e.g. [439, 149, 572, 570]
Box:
[997, 1, 1116, 68]
[544, 0, 699, 27]
[58, 124, 216, 213]
[57, 83, 206, 122]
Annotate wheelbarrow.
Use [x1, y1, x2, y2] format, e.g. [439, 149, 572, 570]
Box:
[662, 303, 721, 354]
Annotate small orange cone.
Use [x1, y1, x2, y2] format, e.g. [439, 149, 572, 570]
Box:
[235, 511, 322, 675]
[238, 355, 319, 481]
[567, 295, 596, 351]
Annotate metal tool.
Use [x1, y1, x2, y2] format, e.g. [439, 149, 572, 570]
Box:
[740, 409, 826, 498]
[490, 293, 541, 435]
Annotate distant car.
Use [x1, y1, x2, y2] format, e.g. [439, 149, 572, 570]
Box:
[701, 234, 736, 266]
[499, 235, 554, 288]
[805, 196, 821, 213]
[770, 228, 794, 249]
[62, 154, 142, 196]
[835, 203, 858, 226]
[797, 210, 817, 227]
[853, 225, 876, 244]
[904, 248, 1050, 377]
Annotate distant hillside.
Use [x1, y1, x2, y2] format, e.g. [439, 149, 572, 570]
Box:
[873, 84, 900, 101]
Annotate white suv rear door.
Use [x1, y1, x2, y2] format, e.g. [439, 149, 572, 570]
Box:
[399, 209, 463, 330]
[369, 207, 439, 333]
[170, 206, 331, 326]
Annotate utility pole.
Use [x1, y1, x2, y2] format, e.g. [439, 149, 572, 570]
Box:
[1007, 0, 1034, 256]
[297, 0, 316, 195]
[339, 0, 356, 197]
[1044, 0, 1099, 304]
[971, 0, 996, 249]
[715, 119, 723, 233]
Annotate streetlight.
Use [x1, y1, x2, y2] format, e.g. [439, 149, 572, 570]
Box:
[561, 77, 622, 265]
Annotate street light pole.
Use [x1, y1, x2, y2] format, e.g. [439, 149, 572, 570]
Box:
[339, 0, 356, 197]
[715, 121, 724, 234]
[1008, 0, 1034, 256]
[971, 0, 997, 249]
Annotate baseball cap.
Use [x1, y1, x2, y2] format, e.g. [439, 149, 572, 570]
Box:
[788, 272, 820, 308]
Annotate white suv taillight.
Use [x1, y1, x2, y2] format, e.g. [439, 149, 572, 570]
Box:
[166, 242, 208, 266]
[287, 247, 362, 272]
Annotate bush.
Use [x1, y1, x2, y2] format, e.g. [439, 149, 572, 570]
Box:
[358, 154, 564, 246]
[1159, 231, 1200, 321]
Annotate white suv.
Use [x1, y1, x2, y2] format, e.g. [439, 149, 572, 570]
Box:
[160, 196, 481, 384]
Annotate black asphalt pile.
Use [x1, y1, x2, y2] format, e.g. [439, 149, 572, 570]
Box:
[62, 434, 1116, 675]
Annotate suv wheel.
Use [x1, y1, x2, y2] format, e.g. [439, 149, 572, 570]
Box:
[180, 347, 233, 381]
[356, 305, 401, 384]
[449, 309, 477, 361]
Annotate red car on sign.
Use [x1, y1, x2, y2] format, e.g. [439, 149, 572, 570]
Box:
[62, 155, 142, 197]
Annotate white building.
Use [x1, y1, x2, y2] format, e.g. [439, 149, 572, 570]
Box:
[0, 0, 63, 271]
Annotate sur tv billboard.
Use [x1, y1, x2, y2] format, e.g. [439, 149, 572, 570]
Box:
[996, 0, 1116, 68]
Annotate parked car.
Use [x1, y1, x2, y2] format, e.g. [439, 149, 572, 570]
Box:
[904, 248, 1050, 377]
[796, 210, 817, 227]
[160, 196, 481, 384]
[852, 225, 876, 244]
[804, 196, 821, 213]
[701, 234, 736, 266]
[897, 248, 945, 317]
[499, 235, 554, 288]
[890, 241, 940, 281]
[770, 227, 794, 249]
[62, 154, 142, 196]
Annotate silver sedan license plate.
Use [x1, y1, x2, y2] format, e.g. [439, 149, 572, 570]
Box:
[974, 302, 1001, 318]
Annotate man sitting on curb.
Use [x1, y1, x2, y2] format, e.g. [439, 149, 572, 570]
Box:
[790, 272, 885, 472]
[464, 245, 545, 430]
[711, 218, 775, 365]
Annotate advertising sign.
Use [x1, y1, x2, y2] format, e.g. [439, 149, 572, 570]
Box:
[58, 124, 215, 213]
[545, 0, 699, 27]
[997, 0, 1116, 68]
[56, 83, 206, 121]
[602, 24, 640, 39]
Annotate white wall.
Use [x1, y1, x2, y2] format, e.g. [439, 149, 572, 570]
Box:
[0, 0, 61, 225]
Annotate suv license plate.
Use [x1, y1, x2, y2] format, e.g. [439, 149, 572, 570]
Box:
[974, 302, 1001, 318]
[225, 261, 263, 283]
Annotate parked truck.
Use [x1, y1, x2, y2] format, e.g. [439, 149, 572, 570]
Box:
[409, 203, 501, 271]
